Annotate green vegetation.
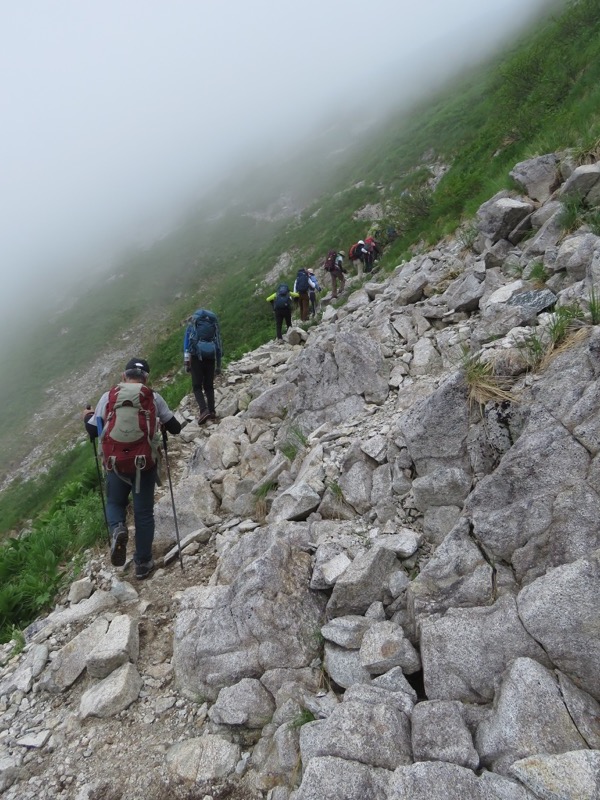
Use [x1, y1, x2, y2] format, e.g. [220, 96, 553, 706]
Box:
[0, 489, 104, 642]
[253, 480, 277, 522]
[588, 285, 600, 324]
[527, 260, 549, 288]
[278, 425, 309, 463]
[290, 708, 316, 729]
[3, 0, 600, 640]
[0, 444, 97, 535]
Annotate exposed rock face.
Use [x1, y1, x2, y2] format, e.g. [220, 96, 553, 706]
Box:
[3, 148, 600, 800]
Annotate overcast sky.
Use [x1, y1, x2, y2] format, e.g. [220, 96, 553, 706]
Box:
[0, 0, 561, 320]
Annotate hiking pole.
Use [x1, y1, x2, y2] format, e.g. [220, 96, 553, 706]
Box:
[85, 406, 111, 545]
[91, 436, 111, 546]
[162, 427, 184, 572]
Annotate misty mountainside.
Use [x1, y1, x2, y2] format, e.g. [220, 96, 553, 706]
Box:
[1, 0, 599, 511]
[4, 138, 600, 799]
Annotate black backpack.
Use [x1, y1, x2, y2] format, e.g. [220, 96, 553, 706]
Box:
[273, 283, 292, 310]
[296, 270, 310, 293]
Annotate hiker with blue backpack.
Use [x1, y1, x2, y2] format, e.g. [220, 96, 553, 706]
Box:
[266, 283, 299, 340]
[183, 308, 223, 424]
[294, 267, 314, 321]
[85, 357, 182, 579]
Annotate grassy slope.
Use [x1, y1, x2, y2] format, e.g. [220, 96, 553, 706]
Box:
[2, 0, 600, 525]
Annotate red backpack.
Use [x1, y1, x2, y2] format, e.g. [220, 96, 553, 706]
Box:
[348, 243, 359, 260]
[100, 383, 158, 489]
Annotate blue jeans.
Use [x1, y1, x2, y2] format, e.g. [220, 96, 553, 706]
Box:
[106, 467, 156, 564]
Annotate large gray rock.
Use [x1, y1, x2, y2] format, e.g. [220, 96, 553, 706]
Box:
[359, 621, 421, 675]
[0, 642, 49, 696]
[399, 373, 471, 475]
[0, 754, 21, 793]
[408, 521, 495, 627]
[247, 381, 297, 419]
[35, 590, 117, 637]
[421, 596, 550, 703]
[338, 460, 373, 515]
[321, 615, 371, 649]
[465, 406, 597, 584]
[217, 522, 311, 584]
[208, 677, 275, 728]
[525, 204, 565, 255]
[475, 658, 587, 775]
[476, 193, 534, 244]
[559, 163, 600, 199]
[326, 546, 398, 618]
[173, 540, 326, 700]
[410, 338, 443, 375]
[41, 618, 109, 692]
[310, 547, 352, 590]
[293, 756, 392, 800]
[299, 700, 412, 770]
[556, 671, 600, 748]
[288, 330, 390, 424]
[506, 288, 557, 316]
[412, 467, 472, 511]
[166, 735, 241, 782]
[517, 551, 600, 700]
[344, 683, 416, 717]
[555, 233, 600, 281]
[79, 662, 142, 719]
[509, 750, 600, 800]
[267, 482, 322, 522]
[388, 761, 532, 799]
[411, 701, 479, 770]
[323, 643, 372, 689]
[442, 272, 485, 313]
[86, 615, 138, 679]
[154, 472, 219, 543]
[509, 154, 559, 202]
[251, 722, 301, 789]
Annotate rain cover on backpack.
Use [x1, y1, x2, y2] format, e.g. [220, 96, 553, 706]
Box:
[273, 283, 292, 310]
[188, 309, 218, 360]
[100, 383, 158, 482]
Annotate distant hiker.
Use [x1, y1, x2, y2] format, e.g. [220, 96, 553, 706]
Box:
[364, 236, 381, 272]
[349, 240, 367, 280]
[324, 249, 346, 298]
[86, 358, 182, 579]
[183, 308, 223, 424]
[294, 267, 313, 322]
[307, 268, 321, 317]
[266, 282, 298, 340]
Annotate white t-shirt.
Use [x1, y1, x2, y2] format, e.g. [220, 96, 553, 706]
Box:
[90, 385, 174, 433]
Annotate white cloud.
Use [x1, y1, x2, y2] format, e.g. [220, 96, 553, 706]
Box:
[0, 0, 560, 319]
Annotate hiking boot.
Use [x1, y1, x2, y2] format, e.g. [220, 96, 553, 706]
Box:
[198, 410, 211, 425]
[135, 559, 155, 580]
[110, 523, 128, 567]
[208, 412, 218, 422]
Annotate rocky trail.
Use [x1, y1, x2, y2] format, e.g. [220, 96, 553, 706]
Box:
[2, 149, 600, 799]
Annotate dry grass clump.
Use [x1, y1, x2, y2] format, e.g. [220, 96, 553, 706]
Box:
[461, 348, 518, 408]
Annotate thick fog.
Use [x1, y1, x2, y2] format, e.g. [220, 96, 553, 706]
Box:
[0, 0, 562, 327]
